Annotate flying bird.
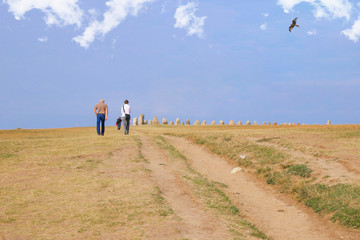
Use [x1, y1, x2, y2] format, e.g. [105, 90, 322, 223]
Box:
[289, 18, 299, 32]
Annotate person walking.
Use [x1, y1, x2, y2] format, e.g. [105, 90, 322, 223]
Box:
[94, 99, 108, 136]
[121, 100, 131, 135]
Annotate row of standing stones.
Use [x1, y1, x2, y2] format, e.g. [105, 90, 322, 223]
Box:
[132, 114, 332, 126]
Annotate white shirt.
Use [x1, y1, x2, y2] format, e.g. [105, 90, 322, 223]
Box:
[121, 104, 131, 117]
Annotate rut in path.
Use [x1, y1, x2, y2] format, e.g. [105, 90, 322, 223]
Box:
[164, 135, 360, 240]
[139, 136, 234, 240]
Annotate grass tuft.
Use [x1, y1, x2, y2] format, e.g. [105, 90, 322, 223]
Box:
[287, 164, 312, 178]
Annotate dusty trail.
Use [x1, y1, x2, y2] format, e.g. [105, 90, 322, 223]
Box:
[165, 135, 360, 240]
[247, 137, 360, 185]
[140, 136, 233, 239]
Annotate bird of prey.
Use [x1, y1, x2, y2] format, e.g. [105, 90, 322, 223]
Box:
[289, 18, 299, 32]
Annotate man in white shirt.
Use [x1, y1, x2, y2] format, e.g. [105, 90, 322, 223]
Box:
[121, 100, 131, 135]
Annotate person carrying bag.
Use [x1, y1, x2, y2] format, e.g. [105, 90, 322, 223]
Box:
[121, 100, 131, 135]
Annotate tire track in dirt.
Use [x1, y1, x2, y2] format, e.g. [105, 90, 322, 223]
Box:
[165, 135, 360, 240]
[139, 136, 233, 240]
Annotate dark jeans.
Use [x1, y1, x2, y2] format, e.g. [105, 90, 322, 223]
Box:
[97, 114, 105, 135]
[122, 116, 130, 135]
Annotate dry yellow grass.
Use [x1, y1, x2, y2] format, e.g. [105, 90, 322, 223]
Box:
[1, 124, 360, 239]
[0, 127, 178, 239]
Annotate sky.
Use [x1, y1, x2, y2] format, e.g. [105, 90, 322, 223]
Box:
[1, 0, 360, 130]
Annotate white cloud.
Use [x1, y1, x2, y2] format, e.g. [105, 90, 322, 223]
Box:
[73, 0, 153, 49]
[262, 13, 270, 17]
[4, 0, 83, 27]
[277, 0, 353, 20]
[342, 16, 360, 42]
[260, 23, 267, 30]
[88, 9, 98, 17]
[38, 37, 48, 42]
[174, 2, 207, 38]
[277, 0, 312, 13]
[307, 29, 317, 35]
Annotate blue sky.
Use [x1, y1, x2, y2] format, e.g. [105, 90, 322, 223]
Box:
[1, 0, 359, 129]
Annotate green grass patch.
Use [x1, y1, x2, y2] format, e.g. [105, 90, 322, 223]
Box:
[337, 131, 360, 138]
[298, 184, 360, 228]
[153, 136, 187, 161]
[256, 137, 280, 143]
[76, 158, 103, 170]
[184, 174, 239, 215]
[151, 187, 174, 217]
[287, 164, 312, 178]
[0, 153, 15, 159]
[249, 144, 287, 165]
[132, 136, 148, 163]
[190, 135, 287, 166]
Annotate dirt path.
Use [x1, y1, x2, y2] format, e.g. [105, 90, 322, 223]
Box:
[140, 136, 233, 239]
[246, 137, 360, 185]
[164, 135, 360, 240]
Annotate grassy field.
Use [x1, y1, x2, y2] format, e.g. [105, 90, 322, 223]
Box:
[1, 124, 359, 239]
[0, 128, 179, 239]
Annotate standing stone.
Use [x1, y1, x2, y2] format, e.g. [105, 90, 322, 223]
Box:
[153, 116, 159, 125]
[268, 122, 271, 125]
[237, 121, 242, 126]
[262, 121, 267, 125]
[139, 114, 145, 125]
[284, 123, 287, 126]
[211, 120, 216, 125]
[186, 119, 191, 125]
[144, 120, 148, 125]
[246, 120, 251, 125]
[273, 122, 277, 125]
[297, 123, 300, 126]
[148, 120, 152, 125]
[133, 118, 138, 126]
[219, 120, 225, 125]
[229, 120, 235, 125]
[194, 120, 201, 126]
[175, 118, 181, 125]
[327, 120, 331, 125]
[169, 121, 174, 125]
[254, 121, 258, 125]
[201, 120, 207, 126]
[162, 118, 168, 125]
